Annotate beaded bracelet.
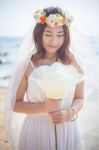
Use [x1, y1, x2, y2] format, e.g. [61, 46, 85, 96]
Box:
[68, 107, 78, 121]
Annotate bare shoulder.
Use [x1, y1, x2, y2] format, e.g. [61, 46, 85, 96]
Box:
[25, 63, 34, 79]
[70, 53, 84, 75]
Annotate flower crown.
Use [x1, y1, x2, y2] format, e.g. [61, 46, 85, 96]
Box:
[33, 9, 73, 27]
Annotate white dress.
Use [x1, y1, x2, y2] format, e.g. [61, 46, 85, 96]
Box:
[18, 61, 82, 150]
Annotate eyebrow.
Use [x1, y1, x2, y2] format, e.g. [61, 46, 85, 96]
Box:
[44, 30, 64, 33]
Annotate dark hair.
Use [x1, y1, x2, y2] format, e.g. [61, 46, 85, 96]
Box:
[32, 6, 73, 65]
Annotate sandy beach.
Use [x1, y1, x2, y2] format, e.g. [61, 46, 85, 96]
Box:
[0, 87, 99, 150]
[0, 87, 11, 150]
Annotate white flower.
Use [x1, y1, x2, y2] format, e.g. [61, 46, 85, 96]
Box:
[34, 9, 46, 23]
[47, 14, 57, 27]
[64, 11, 73, 26]
[32, 62, 83, 99]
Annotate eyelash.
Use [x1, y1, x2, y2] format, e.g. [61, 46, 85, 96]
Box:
[45, 34, 64, 37]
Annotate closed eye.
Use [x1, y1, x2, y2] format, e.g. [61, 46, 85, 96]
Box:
[44, 34, 64, 37]
[44, 34, 52, 36]
[58, 35, 64, 37]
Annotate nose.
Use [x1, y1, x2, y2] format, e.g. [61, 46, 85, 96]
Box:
[50, 36, 58, 45]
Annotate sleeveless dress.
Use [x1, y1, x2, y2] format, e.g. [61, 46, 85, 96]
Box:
[18, 61, 82, 150]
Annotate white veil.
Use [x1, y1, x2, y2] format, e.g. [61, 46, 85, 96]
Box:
[5, 25, 36, 148]
[70, 25, 99, 102]
[5, 22, 99, 149]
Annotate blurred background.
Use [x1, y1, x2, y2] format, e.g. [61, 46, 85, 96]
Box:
[0, 0, 99, 149]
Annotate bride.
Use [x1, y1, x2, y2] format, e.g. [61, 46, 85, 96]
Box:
[5, 6, 85, 150]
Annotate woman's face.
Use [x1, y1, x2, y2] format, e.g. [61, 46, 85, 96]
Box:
[42, 26, 64, 55]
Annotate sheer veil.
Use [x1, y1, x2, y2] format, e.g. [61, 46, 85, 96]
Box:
[5, 25, 36, 148]
[70, 25, 99, 102]
[5, 22, 99, 148]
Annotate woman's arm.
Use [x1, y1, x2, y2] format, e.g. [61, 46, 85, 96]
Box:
[49, 81, 84, 124]
[67, 54, 84, 120]
[71, 54, 84, 112]
[69, 80, 84, 121]
[13, 64, 44, 114]
[13, 64, 61, 114]
[71, 81, 84, 112]
[49, 55, 84, 123]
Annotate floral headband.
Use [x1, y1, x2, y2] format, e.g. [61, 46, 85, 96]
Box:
[33, 9, 73, 27]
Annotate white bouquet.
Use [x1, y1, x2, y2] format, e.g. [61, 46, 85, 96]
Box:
[32, 62, 83, 99]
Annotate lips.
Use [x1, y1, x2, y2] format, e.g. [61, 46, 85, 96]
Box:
[48, 45, 58, 48]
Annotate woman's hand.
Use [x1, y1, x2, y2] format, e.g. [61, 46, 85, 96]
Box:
[43, 98, 61, 113]
[49, 109, 72, 124]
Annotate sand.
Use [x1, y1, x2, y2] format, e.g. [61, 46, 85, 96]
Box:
[0, 87, 11, 150]
[0, 87, 99, 150]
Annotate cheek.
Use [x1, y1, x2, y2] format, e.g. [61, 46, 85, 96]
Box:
[42, 36, 48, 45]
[59, 37, 64, 45]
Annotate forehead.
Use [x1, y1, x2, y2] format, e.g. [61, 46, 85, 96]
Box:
[44, 26, 64, 33]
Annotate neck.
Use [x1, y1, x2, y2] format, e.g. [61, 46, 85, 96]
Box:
[45, 53, 57, 60]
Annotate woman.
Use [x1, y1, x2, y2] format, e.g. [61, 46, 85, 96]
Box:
[6, 6, 84, 150]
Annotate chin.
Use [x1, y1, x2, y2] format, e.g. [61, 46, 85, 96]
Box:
[47, 48, 59, 53]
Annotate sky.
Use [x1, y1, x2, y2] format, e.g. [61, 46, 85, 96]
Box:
[0, 0, 99, 36]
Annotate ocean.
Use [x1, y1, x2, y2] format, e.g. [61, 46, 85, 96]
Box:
[0, 36, 99, 87]
[0, 37, 23, 87]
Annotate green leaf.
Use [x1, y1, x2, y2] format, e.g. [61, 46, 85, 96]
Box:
[41, 11, 46, 16]
[55, 13, 61, 17]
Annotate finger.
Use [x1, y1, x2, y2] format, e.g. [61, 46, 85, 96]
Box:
[51, 115, 64, 121]
[49, 111, 61, 115]
[53, 119, 64, 124]
[50, 113, 71, 123]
